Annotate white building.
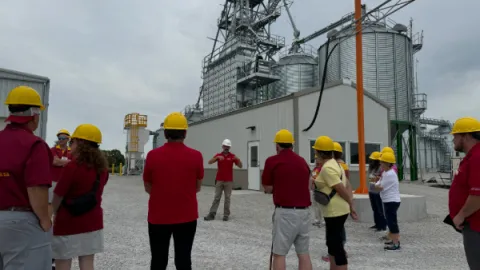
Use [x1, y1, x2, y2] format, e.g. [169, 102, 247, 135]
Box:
[185, 79, 391, 191]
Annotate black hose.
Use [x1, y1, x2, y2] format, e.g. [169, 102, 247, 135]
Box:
[302, 39, 339, 132]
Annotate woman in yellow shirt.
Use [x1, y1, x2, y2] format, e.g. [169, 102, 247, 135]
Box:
[313, 136, 357, 269]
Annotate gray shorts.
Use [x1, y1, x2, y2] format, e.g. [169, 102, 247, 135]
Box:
[272, 207, 311, 256]
[48, 181, 57, 203]
[52, 229, 104, 259]
[0, 211, 51, 270]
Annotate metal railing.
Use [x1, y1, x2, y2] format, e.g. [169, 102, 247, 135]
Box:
[237, 59, 277, 81]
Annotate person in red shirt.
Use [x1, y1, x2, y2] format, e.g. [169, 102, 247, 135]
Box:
[448, 117, 480, 269]
[49, 129, 72, 218]
[143, 112, 204, 270]
[204, 138, 242, 222]
[51, 123, 109, 270]
[0, 86, 53, 270]
[262, 129, 313, 270]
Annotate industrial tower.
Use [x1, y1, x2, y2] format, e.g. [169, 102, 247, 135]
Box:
[199, 0, 289, 118]
[124, 113, 149, 175]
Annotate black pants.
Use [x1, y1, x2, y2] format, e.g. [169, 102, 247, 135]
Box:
[148, 220, 197, 270]
[324, 214, 349, 266]
[369, 192, 387, 230]
[463, 223, 480, 270]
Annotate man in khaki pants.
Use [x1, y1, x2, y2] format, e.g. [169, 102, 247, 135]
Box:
[204, 139, 242, 221]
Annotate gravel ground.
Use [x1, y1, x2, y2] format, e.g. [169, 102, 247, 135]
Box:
[69, 176, 468, 270]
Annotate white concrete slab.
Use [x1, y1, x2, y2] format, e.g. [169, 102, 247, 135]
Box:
[353, 193, 428, 223]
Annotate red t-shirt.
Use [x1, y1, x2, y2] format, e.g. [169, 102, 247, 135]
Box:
[51, 145, 72, 182]
[53, 162, 109, 236]
[449, 143, 480, 232]
[143, 142, 204, 224]
[0, 124, 52, 209]
[262, 149, 311, 207]
[214, 152, 239, 181]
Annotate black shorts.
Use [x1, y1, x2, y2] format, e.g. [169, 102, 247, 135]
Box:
[384, 202, 400, 234]
[324, 214, 349, 266]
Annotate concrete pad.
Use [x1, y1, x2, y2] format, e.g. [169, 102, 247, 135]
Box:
[353, 193, 428, 223]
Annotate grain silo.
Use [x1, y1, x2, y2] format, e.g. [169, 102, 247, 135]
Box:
[318, 21, 414, 122]
[318, 20, 419, 180]
[273, 51, 317, 97]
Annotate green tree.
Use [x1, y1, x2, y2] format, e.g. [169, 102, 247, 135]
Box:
[102, 149, 125, 167]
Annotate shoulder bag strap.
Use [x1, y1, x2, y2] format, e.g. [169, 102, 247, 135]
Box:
[91, 172, 101, 193]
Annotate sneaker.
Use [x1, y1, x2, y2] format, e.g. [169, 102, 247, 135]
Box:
[223, 216, 229, 221]
[369, 225, 377, 230]
[204, 213, 215, 221]
[384, 242, 401, 251]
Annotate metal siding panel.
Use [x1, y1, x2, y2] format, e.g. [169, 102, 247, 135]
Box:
[0, 70, 50, 139]
[317, 26, 413, 122]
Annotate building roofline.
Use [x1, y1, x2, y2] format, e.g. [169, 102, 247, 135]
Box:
[189, 79, 390, 127]
[0, 67, 50, 82]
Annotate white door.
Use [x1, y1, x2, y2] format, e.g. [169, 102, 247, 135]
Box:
[247, 141, 260, 190]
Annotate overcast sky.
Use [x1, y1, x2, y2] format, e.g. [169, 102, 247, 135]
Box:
[0, 0, 477, 152]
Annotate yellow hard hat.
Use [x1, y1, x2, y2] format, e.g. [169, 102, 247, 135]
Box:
[71, 124, 102, 144]
[163, 112, 188, 130]
[369, 151, 382, 160]
[381, 146, 394, 154]
[333, 142, 343, 153]
[312, 136, 334, 151]
[379, 152, 396, 164]
[57, 129, 71, 137]
[273, 129, 294, 144]
[4, 86, 45, 110]
[451, 117, 480, 134]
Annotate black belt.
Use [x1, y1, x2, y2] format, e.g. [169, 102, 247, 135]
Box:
[0, 206, 33, 212]
[275, 205, 307, 209]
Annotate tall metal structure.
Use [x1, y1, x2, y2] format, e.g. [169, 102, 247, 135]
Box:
[124, 113, 149, 175]
[201, 0, 288, 118]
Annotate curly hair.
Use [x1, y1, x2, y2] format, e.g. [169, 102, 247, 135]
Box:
[73, 140, 109, 174]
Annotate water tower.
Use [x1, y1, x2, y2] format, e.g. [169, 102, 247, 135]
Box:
[124, 113, 149, 175]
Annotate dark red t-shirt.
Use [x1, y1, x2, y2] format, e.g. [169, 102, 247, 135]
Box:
[449, 143, 480, 232]
[53, 162, 109, 236]
[214, 152, 239, 181]
[143, 142, 204, 224]
[262, 149, 311, 207]
[50, 145, 72, 182]
[0, 124, 52, 209]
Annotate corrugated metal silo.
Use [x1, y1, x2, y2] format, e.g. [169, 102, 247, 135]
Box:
[273, 53, 317, 97]
[318, 22, 414, 122]
[0, 68, 50, 139]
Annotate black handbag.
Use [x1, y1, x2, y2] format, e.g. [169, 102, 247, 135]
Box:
[313, 162, 343, 206]
[62, 173, 100, 216]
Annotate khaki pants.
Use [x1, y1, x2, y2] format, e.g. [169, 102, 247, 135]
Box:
[209, 181, 233, 217]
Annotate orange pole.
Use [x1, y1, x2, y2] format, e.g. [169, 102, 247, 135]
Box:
[354, 0, 368, 194]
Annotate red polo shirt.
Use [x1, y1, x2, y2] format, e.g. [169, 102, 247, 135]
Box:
[449, 143, 480, 232]
[262, 149, 311, 207]
[51, 145, 72, 182]
[143, 142, 204, 224]
[0, 124, 52, 209]
[214, 152, 239, 181]
[53, 161, 109, 235]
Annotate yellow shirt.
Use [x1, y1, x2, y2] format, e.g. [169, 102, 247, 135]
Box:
[340, 162, 349, 172]
[314, 159, 350, 218]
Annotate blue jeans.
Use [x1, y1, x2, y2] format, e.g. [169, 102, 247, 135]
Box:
[369, 192, 386, 230]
